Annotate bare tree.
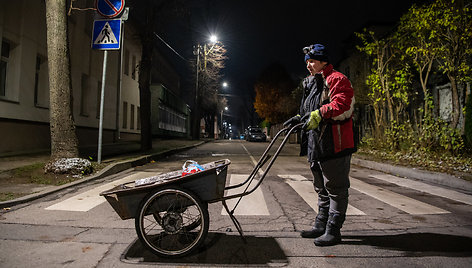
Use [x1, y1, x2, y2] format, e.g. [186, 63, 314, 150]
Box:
[191, 42, 227, 138]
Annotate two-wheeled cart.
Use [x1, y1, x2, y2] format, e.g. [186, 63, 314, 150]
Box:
[100, 124, 301, 258]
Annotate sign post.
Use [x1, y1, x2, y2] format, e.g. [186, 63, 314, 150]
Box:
[97, 50, 108, 164]
[93, 0, 125, 164]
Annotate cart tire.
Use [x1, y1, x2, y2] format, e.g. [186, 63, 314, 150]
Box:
[135, 187, 209, 258]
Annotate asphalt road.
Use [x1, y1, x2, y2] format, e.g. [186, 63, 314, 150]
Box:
[1, 139, 471, 267]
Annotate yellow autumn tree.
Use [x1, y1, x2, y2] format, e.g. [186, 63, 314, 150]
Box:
[253, 63, 297, 123]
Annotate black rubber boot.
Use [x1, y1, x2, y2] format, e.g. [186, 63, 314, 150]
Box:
[313, 213, 345, 246]
[300, 207, 329, 238]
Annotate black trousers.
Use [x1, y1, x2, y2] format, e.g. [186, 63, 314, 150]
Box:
[310, 154, 351, 215]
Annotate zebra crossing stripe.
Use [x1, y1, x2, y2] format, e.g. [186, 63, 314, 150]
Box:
[240, 143, 265, 177]
[279, 175, 365, 215]
[221, 174, 270, 215]
[369, 174, 472, 206]
[44, 171, 455, 216]
[350, 177, 449, 215]
[45, 172, 156, 212]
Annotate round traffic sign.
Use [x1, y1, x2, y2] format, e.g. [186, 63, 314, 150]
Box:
[95, 0, 125, 18]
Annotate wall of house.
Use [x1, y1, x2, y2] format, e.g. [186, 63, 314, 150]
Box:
[118, 23, 141, 138]
[0, 1, 188, 155]
[0, 1, 142, 154]
[0, 1, 49, 123]
[151, 84, 190, 138]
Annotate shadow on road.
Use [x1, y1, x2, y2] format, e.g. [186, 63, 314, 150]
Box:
[343, 232, 472, 257]
[122, 232, 288, 265]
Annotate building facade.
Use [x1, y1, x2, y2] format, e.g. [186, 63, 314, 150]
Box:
[0, 1, 189, 155]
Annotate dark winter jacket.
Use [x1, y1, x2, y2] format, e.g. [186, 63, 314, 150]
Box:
[300, 64, 356, 162]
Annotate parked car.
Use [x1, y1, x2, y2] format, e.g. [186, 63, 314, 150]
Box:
[246, 127, 266, 142]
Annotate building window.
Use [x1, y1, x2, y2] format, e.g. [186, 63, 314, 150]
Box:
[122, 101, 128, 128]
[34, 55, 49, 108]
[0, 40, 10, 97]
[131, 55, 136, 80]
[158, 105, 187, 133]
[137, 106, 141, 130]
[80, 74, 89, 116]
[130, 104, 135, 129]
[34, 56, 41, 105]
[124, 49, 129, 76]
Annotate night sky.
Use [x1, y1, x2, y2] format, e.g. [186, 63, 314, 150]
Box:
[157, 0, 427, 129]
[188, 0, 422, 80]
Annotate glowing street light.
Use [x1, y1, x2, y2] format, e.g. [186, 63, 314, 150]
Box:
[210, 35, 218, 43]
[222, 81, 228, 88]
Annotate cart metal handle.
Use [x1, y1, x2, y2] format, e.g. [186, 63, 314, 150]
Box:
[219, 123, 303, 200]
[216, 123, 303, 243]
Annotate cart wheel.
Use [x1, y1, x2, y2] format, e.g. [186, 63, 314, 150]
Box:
[135, 187, 209, 258]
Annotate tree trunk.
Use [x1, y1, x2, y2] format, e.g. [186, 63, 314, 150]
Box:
[139, 49, 152, 151]
[138, 6, 153, 151]
[448, 73, 460, 130]
[192, 99, 201, 139]
[384, 84, 394, 123]
[45, 0, 79, 160]
[139, 0, 156, 151]
[191, 45, 201, 140]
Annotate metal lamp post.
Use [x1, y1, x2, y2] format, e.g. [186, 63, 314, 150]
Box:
[220, 106, 228, 139]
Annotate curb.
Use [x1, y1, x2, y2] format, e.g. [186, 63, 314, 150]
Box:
[0, 141, 205, 208]
[352, 156, 472, 193]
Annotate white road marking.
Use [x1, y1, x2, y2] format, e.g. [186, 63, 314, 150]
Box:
[45, 172, 156, 212]
[350, 177, 449, 215]
[240, 143, 265, 177]
[221, 174, 270, 215]
[44, 166, 457, 218]
[369, 174, 472, 206]
[279, 174, 365, 215]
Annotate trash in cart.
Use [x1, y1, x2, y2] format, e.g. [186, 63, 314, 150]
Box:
[134, 160, 205, 186]
[134, 170, 180, 186]
[181, 160, 204, 176]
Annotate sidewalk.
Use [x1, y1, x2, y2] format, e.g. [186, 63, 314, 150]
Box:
[351, 156, 472, 193]
[1, 139, 471, 208]
[0, 138, 206, 208]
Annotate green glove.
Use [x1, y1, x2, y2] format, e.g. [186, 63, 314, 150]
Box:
[283, 114, 301, 127]
[306, 110, 322, 130]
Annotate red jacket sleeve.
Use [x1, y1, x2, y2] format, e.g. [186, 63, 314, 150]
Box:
[319, 73, 354, 120]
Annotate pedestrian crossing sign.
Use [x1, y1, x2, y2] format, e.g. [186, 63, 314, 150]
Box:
[92, 19, 121, 50]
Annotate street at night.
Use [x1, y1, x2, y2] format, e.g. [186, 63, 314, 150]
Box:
[1, 0, 472, 267]
[1, 140, 471, 267]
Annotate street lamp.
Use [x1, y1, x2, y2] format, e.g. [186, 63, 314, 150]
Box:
[210, 35, 218, 44]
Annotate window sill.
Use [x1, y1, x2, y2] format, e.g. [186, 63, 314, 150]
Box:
[0, 97, 19, 104]
[34, 104, 49, 110]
